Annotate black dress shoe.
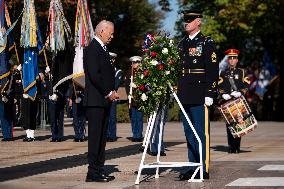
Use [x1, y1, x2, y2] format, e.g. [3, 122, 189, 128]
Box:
[235, 148, 240, 153]
[57, 138, 62, 142]
[101, 173, 115, 181]
[23, 137, 29, 142]
[136, 138, 143, 142]
[179, 170, 194, 180]
[50, 138, 57, 142]
[85, 173, 109, 182]
[27, 138, 35, 142]
[73, 138, 79, 142]
[179, 170, 209, 180]
[160, 151, 167, 156]
[132, 138, 138, 142]
[107, 138, 116, 142]
[79, 138, 85, 142]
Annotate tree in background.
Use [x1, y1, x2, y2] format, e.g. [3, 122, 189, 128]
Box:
[174, 0, 284, 120]
[7, 0, 164, 73]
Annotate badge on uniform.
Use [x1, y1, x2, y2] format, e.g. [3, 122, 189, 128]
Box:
[211, 52, 217, 63]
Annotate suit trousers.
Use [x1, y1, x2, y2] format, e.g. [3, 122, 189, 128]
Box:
[87, 106, 111, 174]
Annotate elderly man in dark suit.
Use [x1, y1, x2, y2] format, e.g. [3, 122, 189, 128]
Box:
[83, 20, 118, 182]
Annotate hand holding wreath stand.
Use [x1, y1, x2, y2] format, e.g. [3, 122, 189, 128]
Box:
[135, 82, 204, 184]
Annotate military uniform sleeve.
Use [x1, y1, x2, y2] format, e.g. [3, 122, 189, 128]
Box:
[204, 37, 219, 98]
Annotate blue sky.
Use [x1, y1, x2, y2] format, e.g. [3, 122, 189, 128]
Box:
[149, 0, 179, 37]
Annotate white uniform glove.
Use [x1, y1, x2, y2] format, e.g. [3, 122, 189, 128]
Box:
[75, 97, 82, 103]
[2, 96, 8, 103]
[222, 94, 231, 100]
[205, 97, 213, 106]
[23, 94, 29, 99]
[17, 64, 22, 71]
[49, 94, 58, 101]
[45, 66, 50, 73]
[231, 91, 241, 98]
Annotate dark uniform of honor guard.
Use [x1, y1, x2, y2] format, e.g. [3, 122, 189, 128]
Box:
[218, 49, 250, 153]
[67, 82, 86, 142]
[0, 67, 15, 141]
[125, 56, 144, 142]
[107, 52, 122, 142]
[177, 10, 219, 180]
[47, 42, 74, 142]
[84, 20, 117, 182]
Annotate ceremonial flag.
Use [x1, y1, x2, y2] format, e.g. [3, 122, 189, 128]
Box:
[73, 0, 94, 88]
[0, 0, 14, 94]
[21, 0, 43, 100]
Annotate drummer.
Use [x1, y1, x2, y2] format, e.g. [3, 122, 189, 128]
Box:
[218, 48, 250, 153]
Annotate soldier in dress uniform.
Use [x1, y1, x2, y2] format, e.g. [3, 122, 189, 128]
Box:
[0, 68, 15, 141]
[107, 52, 122, 142]
[67, 82, 86, 142]
[125, 56, 144, 142]
[218, 48, 250, 153]
[177, 10, 219, 180]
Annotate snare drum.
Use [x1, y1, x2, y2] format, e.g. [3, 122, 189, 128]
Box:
[218, 95, 257, 138]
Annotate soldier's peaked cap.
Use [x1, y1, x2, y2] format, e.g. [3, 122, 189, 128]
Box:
[225, 48, 240, 56]
[129, 56, 142, 62]
[182, 9, 203, 22]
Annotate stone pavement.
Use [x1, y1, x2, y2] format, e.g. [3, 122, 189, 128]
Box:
[0, 121, 284, 189]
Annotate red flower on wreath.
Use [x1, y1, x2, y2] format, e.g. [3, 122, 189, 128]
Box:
[138, 85, 145, 91]
[143, 69, 150, 77]
[157, 64, 164, 71]
[151, 52, 157, 57]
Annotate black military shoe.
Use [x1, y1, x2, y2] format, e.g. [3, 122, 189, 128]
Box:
[73, 138, 79, 142]
[235, 148, 240, 153]
[27, 138, 35, 142]
[85, 173, 109, 182]
[23, 137, 29, 142]
[179, 170, 194, 180]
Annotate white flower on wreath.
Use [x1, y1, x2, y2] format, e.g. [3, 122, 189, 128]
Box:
[150, 59, 158, 66]
[169, 40, 174, 47]
[162, 48, 168, 54]
[130, 82, 137, 88]
[141, 93, 148, 101]
[140, 74, 144, 79]
[166, 71, 170, 75]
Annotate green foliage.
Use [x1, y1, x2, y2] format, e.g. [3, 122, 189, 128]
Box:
[175, 0, 284, 65]
[133, 33, 181, 115]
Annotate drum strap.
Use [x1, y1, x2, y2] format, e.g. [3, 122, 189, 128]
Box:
[228, 77, 238, 91]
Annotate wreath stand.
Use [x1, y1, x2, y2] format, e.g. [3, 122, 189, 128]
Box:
[135, 83, 204, 184]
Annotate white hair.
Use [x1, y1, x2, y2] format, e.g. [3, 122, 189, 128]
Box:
[95, 20, 114, 35]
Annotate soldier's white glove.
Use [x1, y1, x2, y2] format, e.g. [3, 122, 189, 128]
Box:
[17, 64, 22, 71]
[23, 94, 29, 99]
[205, 97, 213, 106]
[49, 94, 58, 101]
[222, 94, 231, 100]
[75, 97, 82, 103]
[2, 96, 8, 103]
[231, 91, 241, 98]
[45, 66, 50, 73]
